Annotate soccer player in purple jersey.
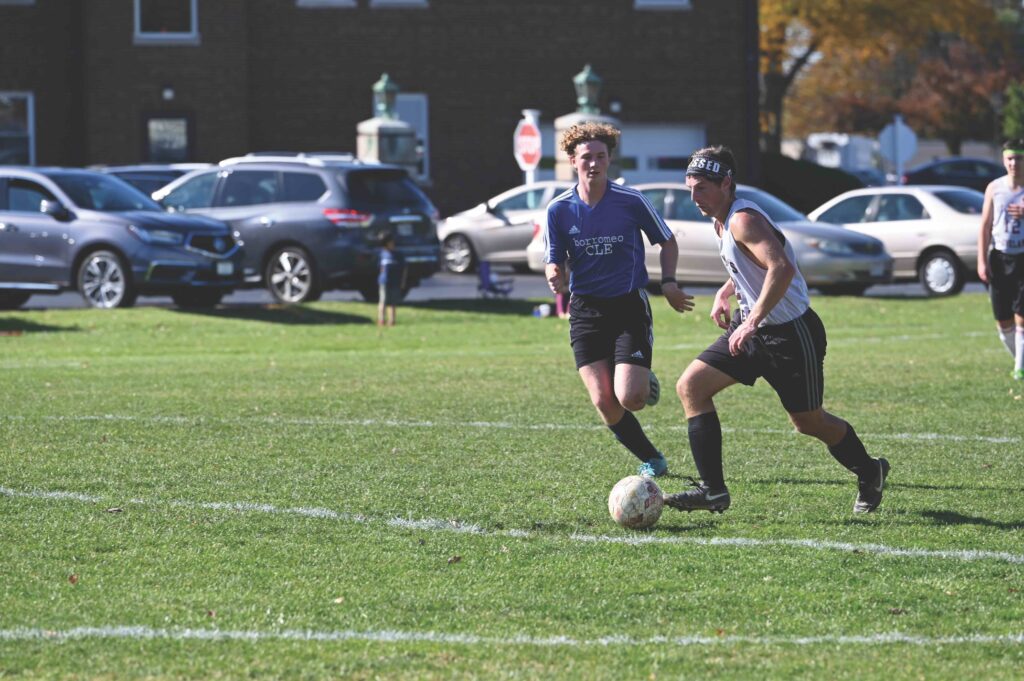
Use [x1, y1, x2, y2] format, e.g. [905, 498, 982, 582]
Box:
[664, 145, 889, 514]
[545, 122, 694, 478]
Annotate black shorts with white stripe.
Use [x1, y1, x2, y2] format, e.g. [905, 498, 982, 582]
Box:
[696, 307, 827, 414]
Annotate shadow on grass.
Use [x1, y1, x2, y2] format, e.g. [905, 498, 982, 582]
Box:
[0, 317, 79, 335]
[170, 304, 372, 325]
[755, 477, 1020, 493]
[919, 509, 1024, 531]
[406, 298, 541, 317]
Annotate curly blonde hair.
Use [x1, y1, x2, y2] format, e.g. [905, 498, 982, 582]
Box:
[559, 122, 620, 157]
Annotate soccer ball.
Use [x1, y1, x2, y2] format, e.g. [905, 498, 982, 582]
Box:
[608, 475, 664, 529]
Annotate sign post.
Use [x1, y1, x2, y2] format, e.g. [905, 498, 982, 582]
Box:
[514, 109, 542, 185]
[878, 114, 917, 181]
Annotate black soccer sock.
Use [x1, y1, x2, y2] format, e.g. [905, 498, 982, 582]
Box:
[827, 423, 875, 480]
[688, 411, 725, 489]
[608, 410, 660, 462]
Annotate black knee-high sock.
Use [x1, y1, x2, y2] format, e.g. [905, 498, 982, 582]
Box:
[827, 423, 875, 480]
[688, 411, 725, 489]
[608, 411, 659, 462]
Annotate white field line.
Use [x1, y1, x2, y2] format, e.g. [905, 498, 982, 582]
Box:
[2, 485, 1022, 566]
[2, 413, 1019, 445]
[0, 625, 1022, 648]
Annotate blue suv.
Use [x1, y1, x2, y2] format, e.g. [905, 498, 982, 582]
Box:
[0, 168, 243, 309]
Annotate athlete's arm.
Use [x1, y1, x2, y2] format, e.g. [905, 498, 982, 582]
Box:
[978, 183, 996, 283]
[656, 237, 695, 313]
[711, 278, 735, 329]
[727, 210, 796, 355]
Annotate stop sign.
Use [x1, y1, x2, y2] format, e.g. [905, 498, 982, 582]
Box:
[513, 119, 542, 171]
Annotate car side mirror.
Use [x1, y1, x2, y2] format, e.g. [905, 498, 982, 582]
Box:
[40, 199, 72, 222]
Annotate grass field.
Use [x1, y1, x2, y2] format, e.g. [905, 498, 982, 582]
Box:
[1, 292, 1022, 679]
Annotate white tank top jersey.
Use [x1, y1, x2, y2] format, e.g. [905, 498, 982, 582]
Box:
[719, 198, 810, 325]
[990, 176, 1024, 254]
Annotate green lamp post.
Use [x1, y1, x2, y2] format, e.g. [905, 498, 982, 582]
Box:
[373, 73, 399, 120]
[573, 64, 602, 115]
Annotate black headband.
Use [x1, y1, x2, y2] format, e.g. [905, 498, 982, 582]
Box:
[686, 155, 733, 180]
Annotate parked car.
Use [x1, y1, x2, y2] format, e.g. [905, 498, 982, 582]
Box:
[808, 184, 983, 296]
[98, 163, 211, 196]
[528, 183, 893, 296]
[0, 167, 242, 309]
[152, 154, 441, 303]
[900, 157, 1003, 192]
[437, 181, 572, 273]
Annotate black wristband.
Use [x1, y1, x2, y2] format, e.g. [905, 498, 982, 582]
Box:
[660, 278, 677, 286]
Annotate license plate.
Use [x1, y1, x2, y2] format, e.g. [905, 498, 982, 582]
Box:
[870, 265, 885, 276]
[398, 223, 414, 236]
[217, 261, 234, 276]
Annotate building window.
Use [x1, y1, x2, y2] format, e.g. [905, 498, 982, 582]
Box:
[370, 0, 428, 8]
[634, 0, 692, 9]
[145, 115, 192, 162]
[394, 93, 430, 181]
[0, 92, 35, 165]
[134, 0, 199, 45]
[296, 0, 355, 6]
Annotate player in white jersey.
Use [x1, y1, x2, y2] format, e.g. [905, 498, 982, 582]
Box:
[978, 139, 1024, 380]
[663, 146, 890, 514]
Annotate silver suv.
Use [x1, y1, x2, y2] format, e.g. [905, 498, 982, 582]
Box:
[153, 154, 441, 303]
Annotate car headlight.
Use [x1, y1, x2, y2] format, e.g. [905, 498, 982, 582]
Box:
[128, 224, 185, 245]
[805, 238, 856, 256]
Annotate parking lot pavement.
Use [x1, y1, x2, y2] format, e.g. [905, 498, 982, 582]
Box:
[16, 270, 986, 310]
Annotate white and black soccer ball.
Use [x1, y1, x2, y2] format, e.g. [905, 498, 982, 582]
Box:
[608, 475, 664, 529]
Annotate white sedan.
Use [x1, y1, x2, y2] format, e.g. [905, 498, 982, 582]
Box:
[528, 183, 893, 296]
[808, 185, 983, 296]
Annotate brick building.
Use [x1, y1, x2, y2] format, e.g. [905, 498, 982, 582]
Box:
[0, 0, 759, 214]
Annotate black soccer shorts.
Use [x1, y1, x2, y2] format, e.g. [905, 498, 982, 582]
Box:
[568, 289, 654, 370]
[988, 250, 1024, 320]
[697, 307, 827, 414]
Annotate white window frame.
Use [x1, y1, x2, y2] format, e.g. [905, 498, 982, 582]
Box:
[370, 0, 428, 8]
[134, 0, 200, 45]
[0, 1, 36, 5]
[0, 91, 35, 165]
[296, 0, 355, 7]
[634, 0, 692, 10]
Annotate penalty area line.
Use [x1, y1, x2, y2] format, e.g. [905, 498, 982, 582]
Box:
[0, 625, 1022, 648]
[2, 484, 1023, 566]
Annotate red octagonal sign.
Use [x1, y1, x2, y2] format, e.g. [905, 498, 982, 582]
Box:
[513, 119, 542, 171]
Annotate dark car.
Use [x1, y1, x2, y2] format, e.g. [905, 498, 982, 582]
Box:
[900, 157, 1004, 192]
[152, 154, 441, 303]
[99, 163, 211, 196]
[0, 167, 242, 309]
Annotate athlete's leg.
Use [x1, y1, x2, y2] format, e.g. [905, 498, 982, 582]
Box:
[676, 359, 737, 490]
[580, 360, 660, 464]
[613, 362, 651, 412]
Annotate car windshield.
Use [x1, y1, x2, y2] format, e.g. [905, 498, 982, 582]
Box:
[933, 189, 984, 214]
[50, 172, 163, 212]
[343, 169, 435, 211]
[735, 187, 807, 222]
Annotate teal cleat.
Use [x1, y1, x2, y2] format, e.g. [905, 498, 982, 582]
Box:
[637, 451, 668, 478]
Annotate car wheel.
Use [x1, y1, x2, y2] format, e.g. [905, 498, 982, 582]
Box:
[919, 250, 964, 297]
[171, 290, 224, 308]
[0, 292, 31, 309]
[442, 234, 476, 274]
[816, 284, 869, 297]
[265, 246, 320, 304]
[77, 250, 137, 308]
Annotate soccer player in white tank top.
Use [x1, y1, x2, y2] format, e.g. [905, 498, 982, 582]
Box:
[978, 139, 1024, 380]
[663, 146, 890, 514]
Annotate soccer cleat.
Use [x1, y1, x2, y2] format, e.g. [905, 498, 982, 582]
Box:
[646, 371, 661, 406]
[1012, 368, 1024, 381]
[637, 451, 668, 478]
[853, 457, 890, 514]
[664, 478, 730, 513]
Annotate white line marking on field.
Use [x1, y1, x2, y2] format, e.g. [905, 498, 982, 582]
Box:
[0, 625, 1021, 648]
[3, 413, 1019, 445]
[2, 485, 1022, 566]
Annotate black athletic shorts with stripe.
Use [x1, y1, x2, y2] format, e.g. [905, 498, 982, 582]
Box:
[988, 250, 1024, 320]
[697, 307, 827, 414]
[569, 289, 654, 370]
